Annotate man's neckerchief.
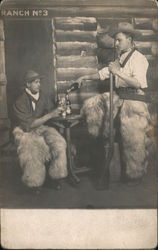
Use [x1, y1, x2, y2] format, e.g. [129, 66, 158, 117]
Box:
[119, 47, 137, 68]
[25, 88, 40, 104]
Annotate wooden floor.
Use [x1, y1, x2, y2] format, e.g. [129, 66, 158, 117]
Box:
[0, 143, 157, 209]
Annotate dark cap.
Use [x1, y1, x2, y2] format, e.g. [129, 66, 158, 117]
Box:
[24, 70, 44, 82]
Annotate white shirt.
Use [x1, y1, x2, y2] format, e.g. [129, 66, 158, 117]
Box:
[25, 88, 39, 111]
[99, 50, 149, 88]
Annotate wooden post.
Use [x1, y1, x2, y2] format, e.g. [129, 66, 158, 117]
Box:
[0, 19, 10, 146]
[51, 18, 58, 104]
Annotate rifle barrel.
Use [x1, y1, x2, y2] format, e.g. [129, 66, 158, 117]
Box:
[110, 73, 114, 150]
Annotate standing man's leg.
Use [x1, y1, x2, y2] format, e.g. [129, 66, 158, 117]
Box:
[120, 100, 150, 183]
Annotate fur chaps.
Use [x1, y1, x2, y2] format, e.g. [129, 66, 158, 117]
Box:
[81, 92, 122, 138]
[13, 125, 67, 188]
[81, 92, 151, 179]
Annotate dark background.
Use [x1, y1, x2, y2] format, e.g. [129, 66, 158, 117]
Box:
[4, 19, 54, 127]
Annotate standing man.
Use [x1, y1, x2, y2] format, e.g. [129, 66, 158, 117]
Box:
[13, 70, 68, 193]
[76, 22, 150, 185]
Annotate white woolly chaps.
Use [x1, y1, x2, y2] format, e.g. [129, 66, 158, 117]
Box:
[13, 125, 67, 188]
[81, 92, 151, 179]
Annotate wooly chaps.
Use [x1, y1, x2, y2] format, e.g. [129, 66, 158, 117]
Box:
[81, 92, 122, 138]
[120, 99, 151, 178]
[13, 125, 67, 188]
[81, 92, 151, 179]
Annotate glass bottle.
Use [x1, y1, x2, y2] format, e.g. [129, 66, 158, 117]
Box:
[65, 93, 72, 115]
[67, 82, 80, 93]
[56, 94, 62, 114]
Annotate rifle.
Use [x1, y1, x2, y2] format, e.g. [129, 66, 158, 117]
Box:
[96, 73, 114, 190]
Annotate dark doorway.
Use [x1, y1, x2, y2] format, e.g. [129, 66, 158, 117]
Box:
[4, 19, 54, 130]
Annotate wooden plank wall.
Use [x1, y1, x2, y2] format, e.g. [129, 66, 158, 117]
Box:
[53, 17, 158, 109]
[53, 17, 99, 108]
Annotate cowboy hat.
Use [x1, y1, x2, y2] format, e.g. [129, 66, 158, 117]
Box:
[109, 22, 141, 38]
[24, 70, 44, 82]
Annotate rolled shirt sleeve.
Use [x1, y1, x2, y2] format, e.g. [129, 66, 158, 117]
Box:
[14, 97, 34, 132]
[98, 67, 110, 81]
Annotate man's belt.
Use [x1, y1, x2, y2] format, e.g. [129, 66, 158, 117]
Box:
[115, 87, 152, 103]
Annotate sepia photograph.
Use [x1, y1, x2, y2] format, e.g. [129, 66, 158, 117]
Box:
[0, 0, 157, 248]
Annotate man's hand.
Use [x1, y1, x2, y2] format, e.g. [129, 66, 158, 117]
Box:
[108, 60, 120, 75]
[75, 77, 84, 88]
[49, 108, 60, 118]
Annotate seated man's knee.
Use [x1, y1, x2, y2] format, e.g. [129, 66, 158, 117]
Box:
[43, 126, 67, 150]
[13, 127, 50, 187]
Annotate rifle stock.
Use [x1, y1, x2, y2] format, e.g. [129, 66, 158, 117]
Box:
[96, 73, 114, 190]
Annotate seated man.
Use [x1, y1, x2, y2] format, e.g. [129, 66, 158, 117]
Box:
[13, 70, 68, 193]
